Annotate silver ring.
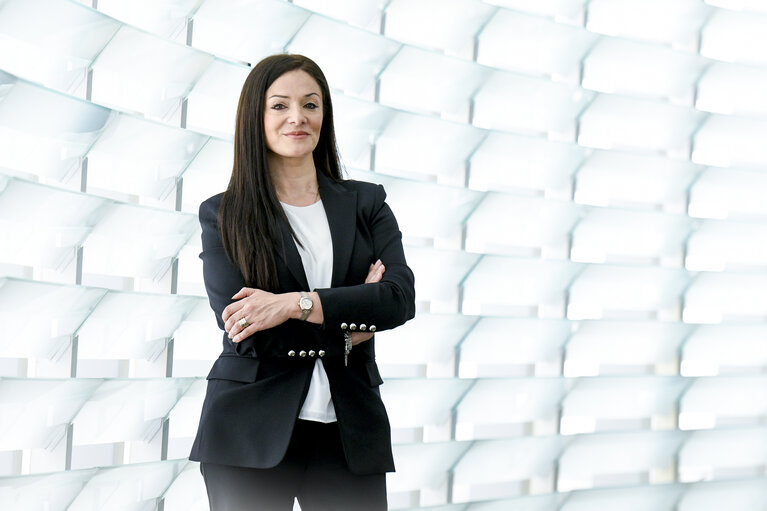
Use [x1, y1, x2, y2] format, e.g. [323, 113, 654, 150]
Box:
[238, 317, 249, 328]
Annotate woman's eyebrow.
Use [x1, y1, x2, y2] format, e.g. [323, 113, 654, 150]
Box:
[268, 92, 320, 99]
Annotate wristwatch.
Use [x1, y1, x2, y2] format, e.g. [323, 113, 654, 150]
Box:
[298, 291, 313, 321]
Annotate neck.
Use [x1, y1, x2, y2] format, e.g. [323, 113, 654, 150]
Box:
[268, 153, 319, 205]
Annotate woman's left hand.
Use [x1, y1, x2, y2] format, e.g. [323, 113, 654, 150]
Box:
[223, 287, 292, 343]
[351, 259, 385, 346]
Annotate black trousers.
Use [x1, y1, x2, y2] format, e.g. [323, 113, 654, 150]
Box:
[200, 420, 387, 511]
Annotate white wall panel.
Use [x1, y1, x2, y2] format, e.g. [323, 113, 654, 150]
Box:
[2, 0, 767, 509]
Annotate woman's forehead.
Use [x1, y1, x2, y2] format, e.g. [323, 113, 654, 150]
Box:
[266, 70, 321, 98]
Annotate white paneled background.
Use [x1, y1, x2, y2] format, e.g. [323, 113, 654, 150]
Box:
[1, 0, 767, 509]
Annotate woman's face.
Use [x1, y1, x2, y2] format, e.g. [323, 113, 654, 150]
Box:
[263, 69, 323, 163]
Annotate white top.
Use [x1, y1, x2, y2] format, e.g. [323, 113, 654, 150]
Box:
[280, 199, 336, 423]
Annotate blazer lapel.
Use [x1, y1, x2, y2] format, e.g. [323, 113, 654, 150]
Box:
[276, 218, 310, 290]
[317, 171, 357, 288]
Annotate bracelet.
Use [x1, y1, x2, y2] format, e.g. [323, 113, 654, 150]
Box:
[342, 323, 352, 367]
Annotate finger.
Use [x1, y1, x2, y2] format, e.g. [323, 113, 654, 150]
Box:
[350, 332, 373, 346]
[225, 306, 248, 332]
[227, 315, 247, 338]
[225, 317, 236, 335]
[222, 300, 244, 322]
[364, 267, 377, 283]
[370, 265, 385, 283]
[231, 287, 254, 299]
[232, 321, 261, 343]
[231, 325, 246, 342]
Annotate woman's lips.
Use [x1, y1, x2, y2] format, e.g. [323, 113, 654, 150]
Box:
[284, 131, 309, 138]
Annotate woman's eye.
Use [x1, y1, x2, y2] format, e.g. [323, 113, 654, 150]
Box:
[271, 103, 286, 110]
[305, 103, 319, 110]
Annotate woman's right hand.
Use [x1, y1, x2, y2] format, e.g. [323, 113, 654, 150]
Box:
[351, 259, 385, 345]
[365, 259, 385, 284]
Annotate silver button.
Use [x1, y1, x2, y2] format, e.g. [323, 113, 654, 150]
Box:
[341, 322, 348, 330]
[288, 350, 296, 357]
[369, 325, 376, 332]
[318, 350, 326, 357]
[308, 350, 316, 357]
[360, 324, 367, 331]
[350, 323, 357, 331]
[299, 350, 307, 357]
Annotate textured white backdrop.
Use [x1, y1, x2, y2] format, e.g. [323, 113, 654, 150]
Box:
[1, 0, 767, 509]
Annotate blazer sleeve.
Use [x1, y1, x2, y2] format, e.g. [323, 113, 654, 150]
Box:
[315, 184, 416, 332]
[198, 196, 244, 333]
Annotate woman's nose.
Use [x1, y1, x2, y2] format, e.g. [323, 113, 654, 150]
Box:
[287, 105, 306, 125]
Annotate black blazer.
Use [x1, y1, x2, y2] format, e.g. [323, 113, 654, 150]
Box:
[189, 171, 416, 475]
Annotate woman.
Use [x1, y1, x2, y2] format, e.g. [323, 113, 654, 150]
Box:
[189, 54, 416, 511]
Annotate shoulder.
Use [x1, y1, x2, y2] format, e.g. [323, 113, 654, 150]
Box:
[335, 178, 386, 208]
[198, 192, 225, 242]
[318, 170, 386, 205]
[199, 192, 225, 218]
[335, 178, 380, 194]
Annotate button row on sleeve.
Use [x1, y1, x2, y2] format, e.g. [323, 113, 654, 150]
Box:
[287, 350, 325, 358]
[340, 323, 375, 332]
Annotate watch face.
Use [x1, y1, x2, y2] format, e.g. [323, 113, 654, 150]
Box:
[300, 296, 313, 310]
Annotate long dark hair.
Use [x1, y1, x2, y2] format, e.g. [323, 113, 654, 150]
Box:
[219, 54, 342, 291]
